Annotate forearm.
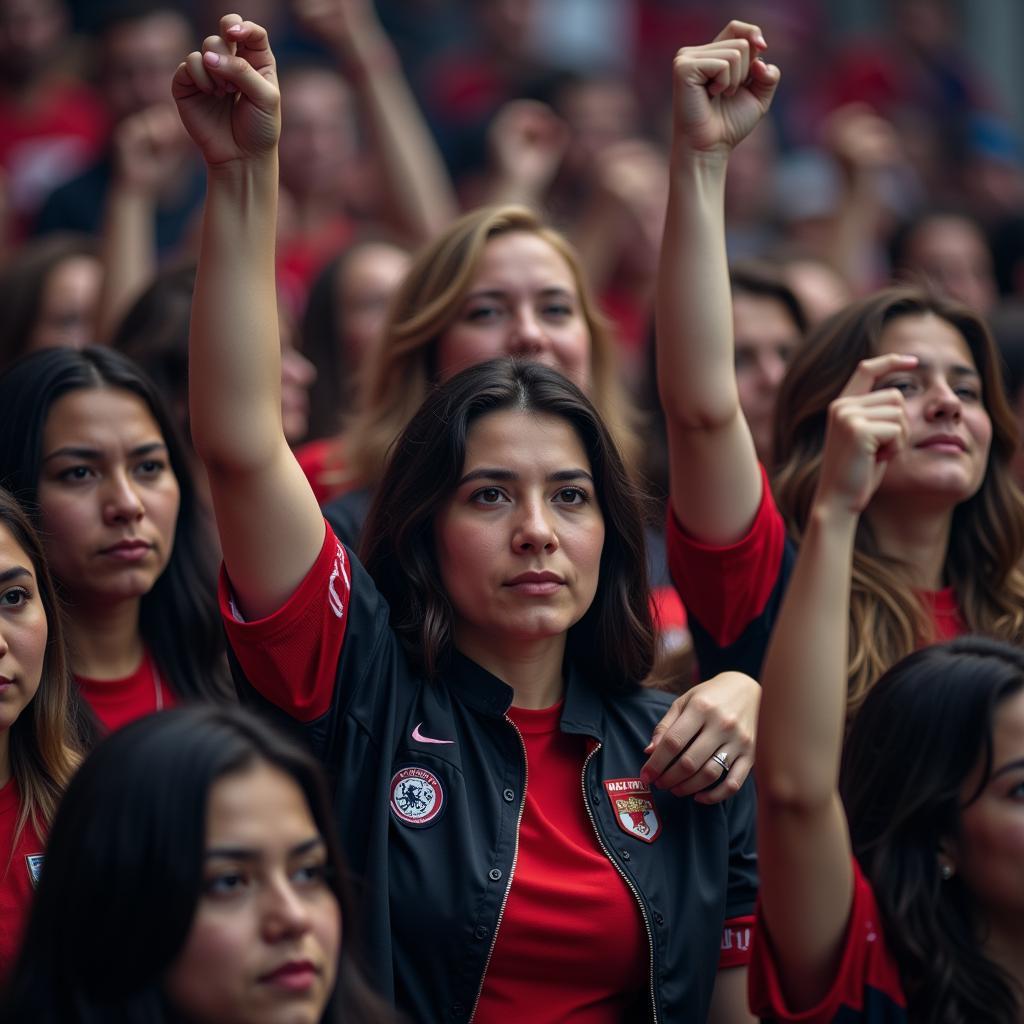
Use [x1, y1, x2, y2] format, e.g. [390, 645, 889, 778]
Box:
[190, 156, 283, 472]
[96, 185, 157, 343]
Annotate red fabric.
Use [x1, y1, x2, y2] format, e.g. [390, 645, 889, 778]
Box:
[920, 587, 966, 641]
[295, 438, 350, 506]
[220, 523, 345, 722]
[749, 858, 907, 1022]
[666, 464, 785, 648]
[720, 915, 755, 969]
[0, 778, 45, 979]
[276, 217, 354, 319]
[75, 649, 177, 733]
[474, 702, 648, 1022]
[0, 81, 108, 235]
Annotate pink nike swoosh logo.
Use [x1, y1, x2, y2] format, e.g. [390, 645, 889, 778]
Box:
[412, 722, 454, 745]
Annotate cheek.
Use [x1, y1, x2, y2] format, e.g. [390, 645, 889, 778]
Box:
[435, 328, 504, 382]
[165, 914, 247, 1017]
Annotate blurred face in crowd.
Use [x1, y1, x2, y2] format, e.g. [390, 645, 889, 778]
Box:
[436, 232, 592, 390]
[336, 242, 410, 368]
[37, 386, 180, 607]
[0, 0, 66, 86]
[163, 760, 342, 1024]
[733, 292, 801, 464]
[0, 523, 47, 741]
[29, 255, 102, 353]
[902, 215, 997, 316]
[102, 10, 192, 121]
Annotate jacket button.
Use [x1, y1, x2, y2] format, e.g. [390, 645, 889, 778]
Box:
[654, 911, 665, 926]
[620, 849, 631, 861]
[488, 867, 502, 881]
[474, 925, 490, 940]
[452, 1003, 466, 1017]
[503, 788, 515, 803]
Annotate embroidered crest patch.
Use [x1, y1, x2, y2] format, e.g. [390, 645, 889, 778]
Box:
[603, 778, 662, 843]
[25, 853, 44, 888]
[390, 766, 444, 827]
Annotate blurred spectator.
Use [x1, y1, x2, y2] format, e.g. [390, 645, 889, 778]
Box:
[0, 232, 101, 368]
[0, 0, 108, 241]
[33, 2, 203, 257]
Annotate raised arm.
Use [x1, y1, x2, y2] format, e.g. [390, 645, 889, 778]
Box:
[755, 353, 914, 1010]
[175, 15, 325, 620]
[656, 21, 778, 544]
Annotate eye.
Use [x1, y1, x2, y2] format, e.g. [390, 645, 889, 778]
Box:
[540, 301, 573, 320]
[553, 486, 589, 505]
[0, 586, 30, 608]
[878, 378, 918, 396]
[465, 304, 504, 323]
[470, 487, 508, 505]
[57, 465, 95, 483]
[953, 384, 982, 402]
[204, 870, 250, 897]
[292, 860, 332, 887]
[134, 458, 167, 479]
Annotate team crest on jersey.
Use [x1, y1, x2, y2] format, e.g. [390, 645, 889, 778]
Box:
[603, 778, 662, 843]
[25, 853, 44, 888]
[390, 766, 444, 828]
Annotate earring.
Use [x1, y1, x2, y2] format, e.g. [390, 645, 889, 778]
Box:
[940, 863, 954, 881]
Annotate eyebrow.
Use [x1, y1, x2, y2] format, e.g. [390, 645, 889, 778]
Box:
[990, 757, 1024, 781]
[205, 836, 325, 861]
[464, 287, 576, 301]
[0, 566, 32, 585]
[903, 360, 981, 380]
[457, 467, 594, 486]
[42, 442, 168, 465]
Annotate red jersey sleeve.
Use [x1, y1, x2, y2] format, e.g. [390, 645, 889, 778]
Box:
[748, 859, 907, 1022]
[720, 915, 755, 969]
[665, 464, 786, 648]
[219, 524, 349, 722]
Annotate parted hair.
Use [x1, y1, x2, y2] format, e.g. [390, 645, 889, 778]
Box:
[1, 706, 393, 1023]
[772, 286, 1024, 714]
[0, 347, 230, 704]
[841, 637, 1024, 1023]
[0, 488, 85, 865]
[344, 205, 641, 489]
[361, 359, 654, 689]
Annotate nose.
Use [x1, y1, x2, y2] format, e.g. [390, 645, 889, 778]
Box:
[512, 497, 558, 554]
[925, 380, 962, 421]
[102, 471, 145, 525]
[758, 351, 787, 392]
[507, 306, 548, 357]
[261, 876, 314, 942]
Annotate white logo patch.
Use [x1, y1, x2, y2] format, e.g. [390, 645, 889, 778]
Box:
[390, 766, 444, 827]
[25, 853, 44, 887]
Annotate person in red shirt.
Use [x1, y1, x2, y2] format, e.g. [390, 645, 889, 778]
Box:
[656, 19, 1024, 715]
[0, 347, 230, 731]
[0, 486, 83, 978]
[751, 364, 1024, 1021]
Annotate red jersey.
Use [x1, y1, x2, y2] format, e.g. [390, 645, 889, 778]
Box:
[75, 649, 177, 733]
[0, 778, 45, 978]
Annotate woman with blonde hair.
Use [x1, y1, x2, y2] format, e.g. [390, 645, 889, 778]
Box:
[655, 20, 1024, 708]
[0, 487, 85, 977]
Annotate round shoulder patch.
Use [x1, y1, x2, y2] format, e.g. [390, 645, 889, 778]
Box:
[390, 766, 445, 827]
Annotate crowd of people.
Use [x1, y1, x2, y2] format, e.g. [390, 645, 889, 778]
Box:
[0, 1, 1023, 1022]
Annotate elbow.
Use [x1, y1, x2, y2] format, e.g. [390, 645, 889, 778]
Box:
[658, 389, 742, 435]
[755, 765, 837, 816]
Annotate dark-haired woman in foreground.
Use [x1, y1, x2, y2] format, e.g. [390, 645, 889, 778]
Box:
[751, 387, 1024, 1018]
[2, 705, 392, 1023]
[0, 347, 229, 729]
[0, 488, 83, 978]
[175, 15, 758, 1021]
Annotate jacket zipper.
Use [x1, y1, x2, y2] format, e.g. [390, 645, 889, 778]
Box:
[581, 742, 659, 1023]
[468, 715, 528, 1022]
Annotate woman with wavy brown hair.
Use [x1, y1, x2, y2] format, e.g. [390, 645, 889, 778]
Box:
[656, 19, 1024, 712]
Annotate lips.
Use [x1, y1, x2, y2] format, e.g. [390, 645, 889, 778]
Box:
[99, 539, 153, 558]
[915, 434, 967, 452]
[258, 959, 320, 991]
[504, 570, 566, 596]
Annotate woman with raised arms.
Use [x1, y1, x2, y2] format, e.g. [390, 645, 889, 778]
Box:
[174, 14, 761, 1022]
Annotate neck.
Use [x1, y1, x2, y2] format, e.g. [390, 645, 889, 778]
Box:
[456, 632, 567, 710]
[864, 498, 953, 590]
[65, 596, 145, 679]
[0, 730, 10, 790]
[982, 924, 1024, 1009]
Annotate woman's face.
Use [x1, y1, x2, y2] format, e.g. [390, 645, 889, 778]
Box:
[950, 689, 1024, 937]
[336, 242, 409, 367]
[36, 386, 180, 607]
[435, 232, 592, 389]
[0, 523, 48, 737]
[163, 761, 342, 1024]
[29, 255, 102, 353]
[869, 314, 992, 507]
[434, 409, 605, 664]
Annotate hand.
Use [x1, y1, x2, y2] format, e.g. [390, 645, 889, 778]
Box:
[640, 671, 759, 804]
[172, 15, 280, 168]
[822, 103, 903, 177]
[113, 103, 191, 194]
[488, 99, 569, 193]
[292, 0, 382, 54]
[671, 20, 780, 158]
[816, 353, 916, 515]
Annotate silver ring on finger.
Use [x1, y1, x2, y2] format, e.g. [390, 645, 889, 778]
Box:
[711, 749, 730, 775]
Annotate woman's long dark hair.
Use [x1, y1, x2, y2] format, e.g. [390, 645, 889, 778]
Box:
[0, 706, 393, 1023]
[361, 358, 655, 689]
[0, 346, 229, 703]
[841, 637, 1024, 1023]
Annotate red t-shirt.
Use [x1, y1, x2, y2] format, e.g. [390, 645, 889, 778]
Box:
[75, 650, 177, 733]
[0, 778, 45, 979]
[749, 858, 907, 1022]
[474, 701, 648, 1021]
